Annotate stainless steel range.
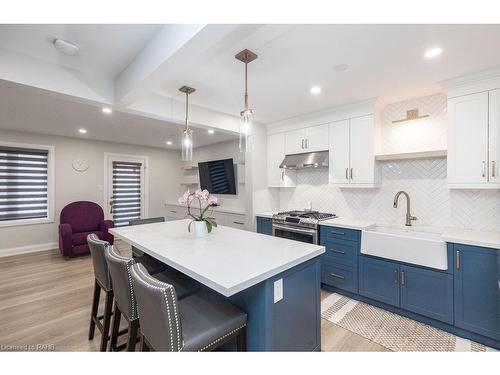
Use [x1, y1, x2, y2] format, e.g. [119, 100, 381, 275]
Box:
[272, 210, 337, 244]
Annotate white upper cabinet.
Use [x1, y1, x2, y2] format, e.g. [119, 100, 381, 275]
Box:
[448, 90, 500, 188]
[328, 120, 350, 184]
[329, 115, 379, 187]
[267, 132, 296, 188]
[489, 89, 500, 184]
[284, 129, 305, 155]
[284, 124, 329, 154]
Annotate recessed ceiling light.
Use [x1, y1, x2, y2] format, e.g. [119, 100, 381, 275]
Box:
[102, 107, 113, 114]
[310, 86, 322, 95]
[166, 141, 173, 145]
[207, 129, 215, 134]
[333, 64, 349, 72]
[78, 128, 87, 134]
[53, 38, 80, 56]
[424, 47, 442, 59]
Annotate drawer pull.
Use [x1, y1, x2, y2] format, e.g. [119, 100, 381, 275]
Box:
[233, 221, 245, 225]
[330, 272, 345, 280]
[330, 249, 346, 255]
[170, 210, 177, 213]
[330, 230, 346, 236]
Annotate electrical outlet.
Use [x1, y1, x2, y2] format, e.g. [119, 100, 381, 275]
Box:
[274, 278, 283, 303]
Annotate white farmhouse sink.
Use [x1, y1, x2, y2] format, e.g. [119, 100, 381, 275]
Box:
[361, 226, 447, 270]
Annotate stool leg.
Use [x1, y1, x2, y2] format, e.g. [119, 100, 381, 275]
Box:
[126, 320, 139, 352]
[140, 334, 150, 352]
[236, 326, 247, 352]
[99, 290, 114, 351]
[109, 302, 122, 351]
[88, 280, 101, 340]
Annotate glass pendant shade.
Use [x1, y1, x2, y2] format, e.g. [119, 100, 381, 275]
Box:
[239, 110, 252, 153]
[181, 128, 193, 161]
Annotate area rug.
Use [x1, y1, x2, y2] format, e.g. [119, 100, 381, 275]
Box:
[321, 292, 497, 352]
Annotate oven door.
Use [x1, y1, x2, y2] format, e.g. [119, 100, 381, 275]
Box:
[272, 223, 318, 244]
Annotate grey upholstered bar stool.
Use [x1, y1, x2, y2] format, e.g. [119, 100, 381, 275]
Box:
[87, 233, 115, 351]
[128, 217, 167, 274]
[104, 245, 199, 351]
[130, 263, 248, 352]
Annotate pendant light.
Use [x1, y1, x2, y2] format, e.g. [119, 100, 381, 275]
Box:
[179, 85, 196, 161]
[235, 49, 258, 153]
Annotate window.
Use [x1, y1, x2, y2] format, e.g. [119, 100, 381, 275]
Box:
[111, 161, 143, 227]
[0, 142, 54, 227]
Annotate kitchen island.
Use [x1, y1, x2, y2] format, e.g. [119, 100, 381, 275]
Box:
[109, 219, 325, 351]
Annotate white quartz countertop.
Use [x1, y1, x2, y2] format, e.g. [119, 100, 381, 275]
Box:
[109, 220, 325, 297]
[255, 212, 274, 219]
[320, 217, 376, 230]
[442, 228, 500, 250]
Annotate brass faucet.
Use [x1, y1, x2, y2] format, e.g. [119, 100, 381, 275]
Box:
[393, 191, 418, 226]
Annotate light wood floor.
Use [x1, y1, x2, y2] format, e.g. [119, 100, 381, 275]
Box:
[0, 246, 388, 352]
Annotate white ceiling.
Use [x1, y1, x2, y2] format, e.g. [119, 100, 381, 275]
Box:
[152, 24, 500, 123]
[0, 24, 161, 79]
[0, 80, 238, 149]
[2, 24, 500, 127]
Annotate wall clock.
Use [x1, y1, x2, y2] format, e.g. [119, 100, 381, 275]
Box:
[72, 158, 89, 172]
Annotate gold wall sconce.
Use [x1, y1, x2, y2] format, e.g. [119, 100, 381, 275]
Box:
[392, 108, 429, 124]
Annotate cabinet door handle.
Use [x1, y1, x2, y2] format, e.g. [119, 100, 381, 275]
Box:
[305, 139, 309, 149]
[482, 161, 486, 177]
[281, 170, 284, 182]
[393, 270, 398, 284]
[330, 249, 346, 255]
[400, 270, 405, 285]
[233, 221, 245, 225]
[330, 272, 345, 280]
[350, 168, 353, 180]
[492, 160, 496, 177]
[345, 168, 349, 180]
[301, 139, 304, 149]
[456, 250, 460, 269]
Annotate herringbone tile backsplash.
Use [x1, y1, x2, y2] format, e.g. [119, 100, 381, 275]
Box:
[278, 94, 499, 232]
[279, 157, 500, 231]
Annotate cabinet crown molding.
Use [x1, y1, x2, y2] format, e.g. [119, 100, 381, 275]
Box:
[441, 67, 500, 98]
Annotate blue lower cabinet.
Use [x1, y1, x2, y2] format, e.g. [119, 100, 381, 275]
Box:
[359, 256, 400, 307]
[454, 244, 500, 340]
[256, 216, 272, 236]
[321, 259, 357, 293]
[400, 265, 454, 324]
[322, 238, 358, 267]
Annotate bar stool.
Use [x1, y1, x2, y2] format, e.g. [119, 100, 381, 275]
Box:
[104, 245, 199, 351]
[87, 234, 115, 351]
[128, 217, 167, 274]
[130, 263, 248, 352]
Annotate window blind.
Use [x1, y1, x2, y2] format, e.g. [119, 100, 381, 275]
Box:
[112, 161, 142, 227]
[0, 146, 49, 222]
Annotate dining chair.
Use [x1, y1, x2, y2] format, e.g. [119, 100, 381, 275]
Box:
[130, 263, 248, 352]
[104, 246, 199, 351]
[87, 233, 115, 351]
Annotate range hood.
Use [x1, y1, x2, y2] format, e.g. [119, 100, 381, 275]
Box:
[279, 151, 329, 170]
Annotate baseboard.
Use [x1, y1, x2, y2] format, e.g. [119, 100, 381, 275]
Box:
[0, 242, 58, 258]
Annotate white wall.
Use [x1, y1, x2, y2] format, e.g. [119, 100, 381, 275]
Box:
[277, 94, 500, 232]
[179, 139, 245, 213]
[0, 129, 181, 254]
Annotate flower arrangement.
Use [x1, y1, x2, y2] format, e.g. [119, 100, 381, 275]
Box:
[178, 189, 219, 234]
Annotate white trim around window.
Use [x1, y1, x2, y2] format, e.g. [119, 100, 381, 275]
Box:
[0, 141, 55, 228]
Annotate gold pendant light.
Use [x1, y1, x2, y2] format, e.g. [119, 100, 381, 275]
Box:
[235, 49, 258, 153]
[179, 85, 196, 161]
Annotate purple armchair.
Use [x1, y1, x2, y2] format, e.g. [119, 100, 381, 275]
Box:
[58, 201, 114, 257]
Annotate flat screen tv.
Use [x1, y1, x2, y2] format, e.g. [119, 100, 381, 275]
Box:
[198, 158, 237, 195]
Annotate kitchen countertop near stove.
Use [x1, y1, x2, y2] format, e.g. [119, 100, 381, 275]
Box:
[319, 217, 376, 230]
[255, 211, 275, 219]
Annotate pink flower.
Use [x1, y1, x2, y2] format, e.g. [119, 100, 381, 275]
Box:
[195, 188, 209, 202]
[207, 195, 218, 206]
[178, 190, 192, 205]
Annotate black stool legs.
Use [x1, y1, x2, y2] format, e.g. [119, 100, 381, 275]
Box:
[109, 303, 140, 352]
[88, 279, 114, 351]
